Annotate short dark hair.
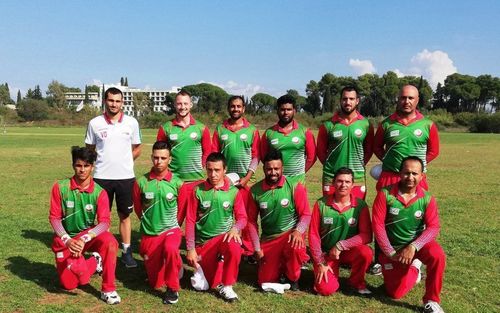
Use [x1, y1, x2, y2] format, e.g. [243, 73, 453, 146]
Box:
[206, 152, 226, 168]
[333, 167, 354, 182]
[340, 86, 360, 99]
[176, 90, 191, 98]
[227, 95, 245, 107]
[276, 94, 296, 110]
[104, 87, 123, 100]
[152, 141, 171, 152]
[399, 156, 424, 172]
[71, 146, 97, 165]
[263, 149, 283, 164]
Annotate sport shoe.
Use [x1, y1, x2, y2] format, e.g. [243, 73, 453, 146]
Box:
[121, 247, 137, 268]
[100, 290, 121, 305]
[92, 252, 103, 275]
[218, 285, 238, 302]
[279, 276, 299, 291]
[163, 288, 179, 304]
[423, 301, 444, 313]
[246, 255, 257, 265]
[369, 263, 382, 275]
[357, 288, 372, 295]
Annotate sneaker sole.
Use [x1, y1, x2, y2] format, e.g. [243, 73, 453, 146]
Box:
[121, 260, 138, 268]
[163, 298, 179, 304]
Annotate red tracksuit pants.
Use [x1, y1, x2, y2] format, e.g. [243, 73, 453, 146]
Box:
[196, 233, 243, 288]
[139, 227, 183, 291]
[51, 231, 118, 292]
[314, 244, 373, 296]
[379, 240, 446, 303]
[258, 231, 309, 285]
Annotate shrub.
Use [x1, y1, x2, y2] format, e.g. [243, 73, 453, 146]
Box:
[427, 109, 455, 129]
[454, 112, 477, 127]
[469, 113, 500, 133]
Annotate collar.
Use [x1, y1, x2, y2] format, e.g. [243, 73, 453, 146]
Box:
[389, 110, 424, 125]
[222, 117, 250, 131]
[389, 184, 425, 207]
[70, 176, 95, 193]
[261, 175, 286, 191]
[331, 111, 363, 125]
[103, 111, 123, 124]
[271, 120, 299, 134]
[148, 169, 173, 181]
[172, 114, 196, 127]
[202, 177, 231, 191]
[326, 193, 358, 212]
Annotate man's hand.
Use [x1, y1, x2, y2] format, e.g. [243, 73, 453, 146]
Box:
[315, 263, 333, 283]
[254, 250, 264, 262]
[288, 230, 304, 249]
[397, 244, 416, 265]
[67, 238, 85, 257]
[239, 174, 251, 187]
[223, 227, 242, 244]
[186, 249, 199, 268]
[328, 246, 341, 260]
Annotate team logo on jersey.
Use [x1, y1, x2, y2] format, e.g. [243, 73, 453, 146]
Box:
[166, 193, 174, 200]
[280, 198, 290, 207]
[169, 134, 178, 141]
[389, 207, 400, 215]
[333, 130, 343, 138]
[202, 201, 211, 208]
[348, 217, 357, 226]
[145, 192, 154, 199]
[190, 132, 198, 139]
[390, 130, 400, 137]
[100, 131, 107, 139]
[354, 129, 363, 137]
[223, 201, 231, 209]
[271, 138, 279, 145]
[360, 185, 366, 193]
[240, 134, 248, 141]
[66, 201, 74, 208]
[323, 217, 333, 224]
[292, 136, 300, 144]
[414, 129, 423, 137]
[414, 210, 423, 219]
[85, 204, 94, 212]
[221, 134, 229, 141]
[259, 202, 268, 209]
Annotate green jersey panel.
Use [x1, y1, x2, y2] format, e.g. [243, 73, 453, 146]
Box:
[215, 124, 256, 178]
[265, 124, 307, 178]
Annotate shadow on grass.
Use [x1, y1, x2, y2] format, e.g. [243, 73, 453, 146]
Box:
[21, 229, 54, 248]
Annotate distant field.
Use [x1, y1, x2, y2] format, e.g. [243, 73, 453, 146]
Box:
[0, 126, 499, 312]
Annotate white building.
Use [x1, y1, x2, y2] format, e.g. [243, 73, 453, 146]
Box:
[64, 92, 100, 108]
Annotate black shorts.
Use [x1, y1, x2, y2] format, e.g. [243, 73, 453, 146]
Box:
[94, 178, 135, 216]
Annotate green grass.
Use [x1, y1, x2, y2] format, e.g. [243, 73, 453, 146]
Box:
[0, 127, 499, 312]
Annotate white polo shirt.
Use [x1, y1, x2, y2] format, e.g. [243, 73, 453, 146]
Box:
[85, 112, 141, 180]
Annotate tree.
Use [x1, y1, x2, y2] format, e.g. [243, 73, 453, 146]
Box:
[16, 90, 21, 105]
[0, 83, 13, 106]
[133, 92, 155, 116]
[33, 85, 43, 100]
[120, 77, 124, 86]
[286, 89, 307, 111]
[304, 80, 321, 117]
[181, 83, 229, 113]
[46, 80, 81, 108]
[17, 98, 50, 121]
[124, 77, 128, 87]
[250, 93, 276, 114]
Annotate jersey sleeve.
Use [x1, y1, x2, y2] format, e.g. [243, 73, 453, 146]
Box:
[337, 205, 372, 250]
[211, 129, 221, 153]
[260, 131, 269, 161]
[363, 123, 375, 164]
[412, 196, 440, 250]
[132, 180, 143, 219]
[201, 126, 212, 167]
[49, 182, 67, 237]
[316, 124, 328, 165]
[294, 183, 312, 233]
[90, 190, 111, 237]
[372, 190, 397, 257]
[308, 201, 325, 265]
[232, 189, 248, 231]
[156, 125, 167, 141]
[245, 191, 261, 251]
[131, 118, 142, 144]
[249, 129, 260, 172]
[373, 123, 386, 161]
[84, 122, 96, 145]
[184, 187, 199, 251]
[304, 129, 317, 172]
[426, 123, 440, 164]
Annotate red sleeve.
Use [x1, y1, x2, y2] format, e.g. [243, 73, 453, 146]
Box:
[308, 201, 324, 265]
[372, 190, 397, 256]
[201, 126, 211, 167]
[184, 186, 199, 251]
[157, 125, 167, 141]
[177, 181, 198, 227]
[260, 132, 269, 161]
[426, 123, 440, 164]
[232, 190, 248, 231]
[338, 205, 372, 250]
[373, 123, 386, 161]
[316, 125, 328, 165]
[251, 129, 260, 160]
[95, 190, 111, 225]
[412, 196, 440, 250]
[363, 123, 375, 164]
[294, 183, 312, 233]
[211, 130, 221, 153]
[49, 182, 63, 221]
[132, 181, 142, 219]
[245, 190, 261, 251]
[304, 129, 317, 172]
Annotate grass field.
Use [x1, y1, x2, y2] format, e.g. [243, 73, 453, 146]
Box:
[0, 126, 499, 312]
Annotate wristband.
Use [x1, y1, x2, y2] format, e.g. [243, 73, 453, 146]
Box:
[335, 242, 344, 251]
[410, 243, 419, 252]
[61, 234, 71, 246]
[81, 234, 92, 243]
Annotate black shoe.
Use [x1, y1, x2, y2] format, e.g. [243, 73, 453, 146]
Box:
[279, 276, 299, 291]
[246, 255, 257, 265]
[121, 247, 138, 268]
[163, 288, 179, 304]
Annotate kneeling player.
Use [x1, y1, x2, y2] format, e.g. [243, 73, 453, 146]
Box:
[309, 167, 373, 296]
[49, 146, 120, 304]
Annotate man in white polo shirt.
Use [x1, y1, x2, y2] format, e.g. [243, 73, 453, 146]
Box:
[85, 87, 142, 268]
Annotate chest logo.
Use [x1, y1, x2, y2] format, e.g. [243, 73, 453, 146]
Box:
[169, 134, 178, 141]
[259, 202, 268, 209]
[66, 201, 74, 208]
[414, 210, 423, 219]
[240, 134, 248, 141]
[145, 192, 154, 199]
[221, 134, 229, 141]
[292, 136, 300, 144]
[166, 193, 174, 200]
[85, 204, 94, 212]
[348, 217, 357, 226]
[354, 129, 363, 137]
[190, 132, 198, 139]
[202, 201, 211, 208]
[389, 207, 400, 215]
[223, 201, 231, 209]
[99, 131, 107, 139]
[323, 217, 333, 225]
[390, 130, 400, 137]
[280, 198, 290, 207]
[271, 138, 279, 145]
[333, 130, 343, 138]
[414, 129, 423, 137]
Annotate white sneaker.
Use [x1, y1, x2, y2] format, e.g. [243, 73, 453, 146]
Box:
[92, 252, 103, 275]
[357, 288, 372, 295]
[190, 265, 209, 291]
[100, 290, 121, 305]
[423, 300, 444, 313]
[261, 282, 291, 294]
[218, 285, 238, 302]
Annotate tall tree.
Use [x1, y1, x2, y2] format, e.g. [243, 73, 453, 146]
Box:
[33, 85, 43, 100]
[250, 93, 276, 114]
[16, 89, 22, 105]
[286, 89, 307, 111]
[181, 83, 229, 113]
[0, 83, 13, 105]
[133, 92, 155, 116]
[120, 77, 124, 86]
[304, 80, 321, 117]
[124, 77, 128, 86]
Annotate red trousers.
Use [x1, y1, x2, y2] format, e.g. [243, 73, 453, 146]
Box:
[313, 245, 372, 296]
[379, 240, 446, 303]
[258, 231, 309, 285]
[196, 233, 243, 288]
[377, 171, 428, 191]
[51, 230, 118, 292]
[139, 227, 183, 291]
[322, 184, 367, 199]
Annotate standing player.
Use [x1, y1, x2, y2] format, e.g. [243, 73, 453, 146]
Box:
[212, 95, 259, 187]
[260, 95, 316, 185]
[85, 87, 142, 268]
[373, 85, 439, 191]
[185, 153, 247, 302]
[132, 141, 187, 304]
[309, 167, 373, 296]
[49, 146, 120, 304]
[317, 86, 374, 198]
[372, 156, 446, 313]
[247, 150, 311, 291]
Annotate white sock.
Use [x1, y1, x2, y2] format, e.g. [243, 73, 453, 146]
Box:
[122, 243, 130, 253]
[411, 258, 422, 270]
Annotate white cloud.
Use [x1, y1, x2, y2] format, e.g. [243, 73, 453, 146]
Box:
[198, 80, 263, 98]
[392, 69, 406, 78]
[349, 59, 376, 76]
[408, 49, 457, 88]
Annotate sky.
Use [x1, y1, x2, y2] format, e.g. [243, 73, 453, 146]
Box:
[1, 0, 499, 99]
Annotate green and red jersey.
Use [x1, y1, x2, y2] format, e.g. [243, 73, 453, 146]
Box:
[372, 184, 440, 256]
[373, 111, 439, 173]
[317, 112, 374, 184]
[156, 114, 211, 181]
[133, 170, 185, 236]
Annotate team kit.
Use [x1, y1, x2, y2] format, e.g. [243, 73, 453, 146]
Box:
[49, 85, 445, 313]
